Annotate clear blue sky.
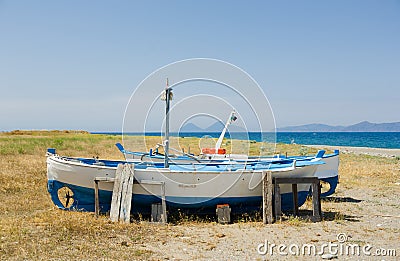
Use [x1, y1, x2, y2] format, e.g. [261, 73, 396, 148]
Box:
[1, 0, 399, 131]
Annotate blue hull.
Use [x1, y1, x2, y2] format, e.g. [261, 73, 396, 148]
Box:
[320, 176, 339, 197]
[48, 180, 309, 214]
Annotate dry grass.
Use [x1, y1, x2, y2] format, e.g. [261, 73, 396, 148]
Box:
[338, 153, 400, 190]
[0, 131, 399, 260]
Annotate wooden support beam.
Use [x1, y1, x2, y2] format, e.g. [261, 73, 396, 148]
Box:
[274, 182, 282, 221]
[110, 164, 135, 223]
[151, 203, 163, 222]
[160, 182, 167, 223]
[311, 181, 322, 222]
[262, 171, 273, 224]
[119, 164, 134, 223]
[110, 164, 124, 222]
[292, 184, 299, 216]
[94, 179, 99, 218]
[216, 204, 231, 224]
[274, 177, 319, 184]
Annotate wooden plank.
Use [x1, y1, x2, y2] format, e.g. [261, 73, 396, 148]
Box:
[94, 177, 115, 182]
[151, 203, 162, 222]
[140, 180, 165, 185]
[160, 182, 167, 223]
[94, 180, 99, 218]
[274, 182, 281, 220]
[262, 171, 273, 224]
[312, 181, 322, 222]
[110, 164, 124, 222]
[119, 164, 134, 223]
[262, 171, 267, 224]
[118, 164, 128, 222]
[216, 205, 231, 224]
[274, 177, 319, 184]
[126, 164, 134, 220]
[292, 184, 299, 216]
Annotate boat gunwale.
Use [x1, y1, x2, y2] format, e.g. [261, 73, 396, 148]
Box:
[47, 155, 317, 175]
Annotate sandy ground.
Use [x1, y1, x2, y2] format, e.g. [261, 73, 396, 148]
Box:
[306, 145, 400, 158]
[136, 146, 400, 260]
[141, 190, 400, 261]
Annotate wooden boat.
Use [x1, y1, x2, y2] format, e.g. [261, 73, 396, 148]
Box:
[117, 142, 339, 197]
[46, 149, 322, 214]
[46, 82, 329, 215]
[117, 107, 339, 197]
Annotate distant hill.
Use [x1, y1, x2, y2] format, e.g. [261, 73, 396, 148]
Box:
[179, 123, 203, 132]
[179, 121, 400, 132]
[204, 122, 244, 132]
[278, 121, 400, 132]
[179, 122, 246, 133]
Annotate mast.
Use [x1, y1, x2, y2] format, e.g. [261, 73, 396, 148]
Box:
[215, 111, 237, 151]
[164, 78, 171, 168]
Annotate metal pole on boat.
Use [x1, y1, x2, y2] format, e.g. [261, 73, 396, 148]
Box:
[215, 110, 237, 151]
[164, 78, 171, 168]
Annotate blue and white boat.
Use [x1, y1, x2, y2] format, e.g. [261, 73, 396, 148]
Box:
[46, 150, 322, 214]
[46, 83, 331, 215]
[117, 109, 339, 197]
[116, 143, 339, 198]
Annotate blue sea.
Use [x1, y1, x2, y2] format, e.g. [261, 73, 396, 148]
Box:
[93, 132, 400, 149]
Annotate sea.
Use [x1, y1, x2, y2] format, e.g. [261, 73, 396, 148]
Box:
[93, 132, 400, 149]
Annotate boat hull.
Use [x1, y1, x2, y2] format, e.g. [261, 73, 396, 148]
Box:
[124, 148, 340, 195]
[47, 155, 318, 213]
